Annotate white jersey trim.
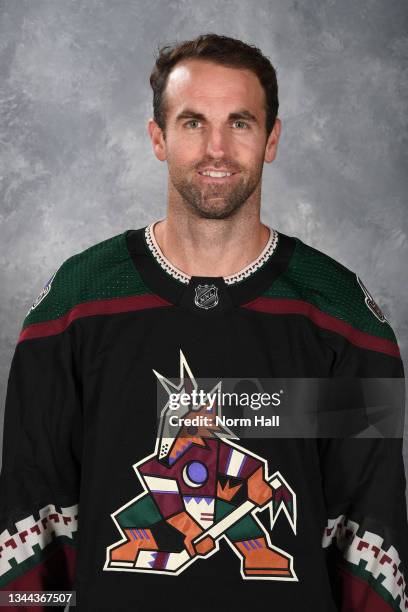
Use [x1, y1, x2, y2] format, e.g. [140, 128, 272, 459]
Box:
[144, 220, 279, 286]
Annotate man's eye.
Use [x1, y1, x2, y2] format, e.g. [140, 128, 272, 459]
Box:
[233, 120, 249, 129]
[185, 120, 201, 128]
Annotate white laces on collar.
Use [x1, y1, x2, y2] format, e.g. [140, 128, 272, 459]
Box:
[144, 220, 279, 286]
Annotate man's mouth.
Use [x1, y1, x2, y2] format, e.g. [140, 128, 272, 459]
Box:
[197, 170, 239, 181]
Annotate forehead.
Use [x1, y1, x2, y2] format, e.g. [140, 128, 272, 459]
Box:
[165, 59, 265, 116]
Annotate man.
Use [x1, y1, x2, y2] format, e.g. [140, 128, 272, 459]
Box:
[0, 33, 407, 611]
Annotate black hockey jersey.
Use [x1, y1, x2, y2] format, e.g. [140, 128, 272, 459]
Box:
[1, 221, 407, 611]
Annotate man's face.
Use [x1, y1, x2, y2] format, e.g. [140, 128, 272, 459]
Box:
[150, 59, 280, 220]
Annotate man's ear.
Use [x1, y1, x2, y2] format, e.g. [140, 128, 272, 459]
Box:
[148, 118, 167, 162]
[264, 117, 281, 164]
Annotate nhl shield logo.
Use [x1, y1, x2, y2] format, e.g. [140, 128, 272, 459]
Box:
[194, 284, 219, 310]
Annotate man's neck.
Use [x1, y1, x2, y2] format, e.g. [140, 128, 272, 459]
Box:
[152, 215, 271, 279]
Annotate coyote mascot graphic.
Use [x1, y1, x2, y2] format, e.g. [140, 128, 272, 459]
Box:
[104, 350, 297, 580]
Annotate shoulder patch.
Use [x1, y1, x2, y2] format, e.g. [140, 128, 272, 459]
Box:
[26, 269, 58, 316]
[356, 274, 388, 324]
[20, 230, 154, 336]
[260, 237, 397, 343]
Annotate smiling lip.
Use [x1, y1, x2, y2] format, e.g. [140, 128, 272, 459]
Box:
[197, 171, 239, 182]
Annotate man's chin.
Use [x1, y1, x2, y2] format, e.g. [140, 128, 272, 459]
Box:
[190, 201, 242, 220]
[174, 183, 248, 218]
[195, 210, 234, 220]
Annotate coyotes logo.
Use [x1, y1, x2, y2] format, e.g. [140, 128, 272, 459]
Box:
[104, 350, 297, 580]
[27, 270, 57, 316]
[356, 275, 388, 323]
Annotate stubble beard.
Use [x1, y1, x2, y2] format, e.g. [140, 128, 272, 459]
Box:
[169, 165, 263, 220]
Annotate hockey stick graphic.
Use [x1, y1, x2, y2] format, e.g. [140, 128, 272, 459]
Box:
[193, 470, 296, 547]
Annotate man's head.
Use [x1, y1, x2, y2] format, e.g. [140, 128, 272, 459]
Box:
[148, 33, 281, 220]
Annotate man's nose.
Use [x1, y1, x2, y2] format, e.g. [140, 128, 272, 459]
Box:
[204, 125, 231, 157]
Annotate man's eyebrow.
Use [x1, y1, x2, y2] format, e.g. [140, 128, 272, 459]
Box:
[175, 108, 259, 125]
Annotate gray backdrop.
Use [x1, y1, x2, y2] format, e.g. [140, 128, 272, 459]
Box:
[1, 0, 407, 502]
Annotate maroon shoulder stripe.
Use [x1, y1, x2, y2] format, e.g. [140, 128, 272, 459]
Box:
[18, 294, 173, 343]
[242, 297, 400, 359]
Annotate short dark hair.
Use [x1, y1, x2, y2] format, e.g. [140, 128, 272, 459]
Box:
[149, 33, 279, 139]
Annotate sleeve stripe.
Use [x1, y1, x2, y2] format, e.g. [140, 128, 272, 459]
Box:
[19, 293, 173, 343]
[0, 503, 78, 588]
[338, 565, 402, 612]
[322, 514, 407, 610]
[242, 297, 400, 358]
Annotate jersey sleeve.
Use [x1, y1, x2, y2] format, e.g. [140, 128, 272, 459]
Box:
[0, 263, 82, 605]
[318, 274, 408, 611]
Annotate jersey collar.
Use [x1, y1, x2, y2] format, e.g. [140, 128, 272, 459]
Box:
[144, 220, 280, 286]
[125, 222, 296, 313]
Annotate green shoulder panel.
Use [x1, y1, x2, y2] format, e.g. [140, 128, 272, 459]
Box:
[263, 236, 397, 343]
[22, 231, 152, 330]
